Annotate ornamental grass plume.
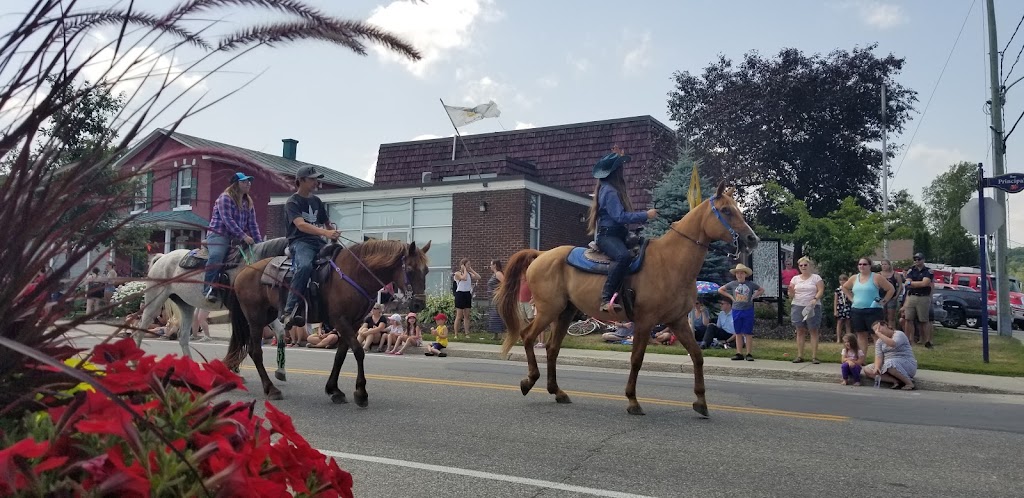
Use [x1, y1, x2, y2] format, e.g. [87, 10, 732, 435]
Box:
[0, 1, 419, 495]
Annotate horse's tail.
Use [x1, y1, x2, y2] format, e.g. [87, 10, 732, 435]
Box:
[225, 289, 249, 367]
[498, 249, 542, 357]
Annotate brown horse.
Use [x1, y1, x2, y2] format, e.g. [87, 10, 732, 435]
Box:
[227, 239, 430, 403]
[496, 184, 758, 416]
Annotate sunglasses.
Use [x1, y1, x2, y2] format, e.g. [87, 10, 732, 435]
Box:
[913, 257, 922, 261]
[857, 263, 870, 266]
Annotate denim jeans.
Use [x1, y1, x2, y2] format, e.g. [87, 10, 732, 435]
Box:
[285, 238, 323, 314]
[203, 233, 230, 294]
[595, 226, 630, 302]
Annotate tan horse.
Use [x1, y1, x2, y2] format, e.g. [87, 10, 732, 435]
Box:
[496, 183, 759, 416]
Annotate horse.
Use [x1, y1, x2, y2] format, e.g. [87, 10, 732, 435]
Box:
[132, 238, 289, 357]
[495, 183, 759, 417]
[227, 239, 430, 403]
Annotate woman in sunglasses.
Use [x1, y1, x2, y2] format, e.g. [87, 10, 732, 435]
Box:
[841, 258, 895, 356]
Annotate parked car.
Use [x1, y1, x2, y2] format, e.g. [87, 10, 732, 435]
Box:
[932, 269, 1024, 330]
[932, 284, 985, 330]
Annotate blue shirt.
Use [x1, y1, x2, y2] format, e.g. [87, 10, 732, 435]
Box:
[716, 309, 735, 333]
[597, 182, 647, 228]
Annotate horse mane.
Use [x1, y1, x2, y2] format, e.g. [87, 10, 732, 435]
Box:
[349, 239, 424, 269]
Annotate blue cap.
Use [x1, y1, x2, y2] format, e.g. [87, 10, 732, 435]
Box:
[231, 172, 254, 183]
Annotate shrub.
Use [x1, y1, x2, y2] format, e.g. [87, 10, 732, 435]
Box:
[110, 280, 147, 318]
[422, 293, 455, 326]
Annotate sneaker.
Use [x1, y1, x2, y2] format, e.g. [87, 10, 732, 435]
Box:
[438, 352, 447, 357]
[745, 354, 754, 361]
[925, 341, 933, 349]
[599, 301, 623, 313]
[425, 352, 435, 356]
[731, 353, 744, 361]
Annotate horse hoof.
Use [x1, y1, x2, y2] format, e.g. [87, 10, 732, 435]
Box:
[555, 393, 572, 404]
[354, 392, 368, 408]
[520, 379, 533, 396]
[627, 405, 645, 416]
[331, 393, 348, 404]
[275, 369, 286, 382]
[267, 389, 283, 401]
[693, 402, 710, 418]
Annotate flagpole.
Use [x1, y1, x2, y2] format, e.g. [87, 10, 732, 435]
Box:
[440, 98, 474, 159]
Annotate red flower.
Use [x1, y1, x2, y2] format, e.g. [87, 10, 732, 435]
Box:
[264, 402, 306, 447]
[0, 438, 50, 492]
[91, 338, 145, 365]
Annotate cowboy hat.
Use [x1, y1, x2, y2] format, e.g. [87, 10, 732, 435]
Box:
[592, 152, 632, 179]
[729, 263, 753, 276]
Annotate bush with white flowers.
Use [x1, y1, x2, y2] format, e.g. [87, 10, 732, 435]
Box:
[111, 280, 147, 317]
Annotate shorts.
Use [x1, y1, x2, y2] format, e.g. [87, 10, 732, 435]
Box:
[519, 302, 535, 320]
[431, 342, 446, 350]
[454, 291, 473, 309]
[732, 308, 755, 335]
[791, 304, 822, 329]
[850, 307, 883, 333]
[904, 295, 930, 322]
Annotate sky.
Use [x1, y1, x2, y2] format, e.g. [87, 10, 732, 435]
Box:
[3, 0, 1024, 248]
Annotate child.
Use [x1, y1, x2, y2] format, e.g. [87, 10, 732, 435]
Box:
[425, 312, 449, 357]
[840, 332, 864, 386]
[834, 273, 852, 343]
[381, 313, 403, 353]
[391, 312, 423, 355]
[718, 263, 763, 361]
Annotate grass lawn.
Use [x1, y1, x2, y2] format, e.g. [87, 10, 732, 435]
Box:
[442, 327, 1024, 377]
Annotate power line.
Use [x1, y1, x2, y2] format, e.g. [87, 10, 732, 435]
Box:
[1000, 12, 1024, 83]
[892, 0, 977, 182]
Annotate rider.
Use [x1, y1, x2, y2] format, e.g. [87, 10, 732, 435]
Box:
[204, 171, 263, 303]
[586, 145, 657, 313]
[281, 165, 340, 327]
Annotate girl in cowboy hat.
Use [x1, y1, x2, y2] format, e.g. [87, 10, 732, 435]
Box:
[586, 145, 658, 313]
[718, 263, 763, 361]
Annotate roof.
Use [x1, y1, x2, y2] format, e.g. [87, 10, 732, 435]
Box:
[132, 210, 210, 229]
[117, 129, 371, 189]
[374, 115, 676, 208]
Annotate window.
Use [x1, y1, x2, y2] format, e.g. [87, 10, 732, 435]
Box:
[441, 173, 497, 182]
[413, 197, 452, 226]
[177, 168, 192, 208]
[957, 276, 970, 287]
[132, 174, 150, 213]
[529, 193, 541, 249]
[362, 199, 411, 229]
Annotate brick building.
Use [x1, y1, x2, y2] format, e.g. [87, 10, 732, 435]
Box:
[266, 115, 677, 294]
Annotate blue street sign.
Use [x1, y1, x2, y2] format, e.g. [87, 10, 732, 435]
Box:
[983, 172, 1024, 193]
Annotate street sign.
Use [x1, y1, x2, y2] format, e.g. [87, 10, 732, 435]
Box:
[984, 172, 1024, 193]
[960, 197, 1005, 235]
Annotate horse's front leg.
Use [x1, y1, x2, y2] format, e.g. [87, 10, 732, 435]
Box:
[325, 327, 355, 405]
[268, 318, 287, 381]
[625, 319, 655, 415]
[669, 318, 708, 417]
[247, 322, 281, 400]
[545, 308, 576, 404]
[519, 315, 548, 396]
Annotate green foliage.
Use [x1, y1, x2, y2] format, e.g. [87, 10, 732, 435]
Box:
[668, 44, 918, 234]
[644, 147, 732, 282]
[924, 162, 979, 265]
[421, 293, 455, 326]
[790, 197, 885, 285]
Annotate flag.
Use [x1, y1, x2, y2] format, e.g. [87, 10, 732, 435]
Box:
[444, 100, 501, 127]
[688, 162, 702, 210]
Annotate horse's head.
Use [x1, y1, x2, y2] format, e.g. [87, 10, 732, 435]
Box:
[702, 183, 759, 257]
[391, 240, 431, 313]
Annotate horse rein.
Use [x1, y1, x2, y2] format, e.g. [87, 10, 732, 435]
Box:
[328, 239, 414, 305]
[668, 196, 742, 258]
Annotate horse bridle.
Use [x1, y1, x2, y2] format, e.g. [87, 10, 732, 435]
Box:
[327, 244, 416, 314]
[668, 195, 742, 258]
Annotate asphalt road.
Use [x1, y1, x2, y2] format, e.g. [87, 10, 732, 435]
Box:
[76, 336, 1024, 497]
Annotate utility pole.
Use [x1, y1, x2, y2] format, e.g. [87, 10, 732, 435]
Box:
[881, 82, 889, 259]
[985, 0, 1012, 336]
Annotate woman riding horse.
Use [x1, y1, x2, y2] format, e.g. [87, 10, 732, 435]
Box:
[496, 183, 758, 417]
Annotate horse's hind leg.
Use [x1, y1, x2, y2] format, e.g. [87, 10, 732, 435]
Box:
[624, 319, 656, 416]
[544, 307, 576, 404]
[520, 309, 557, 396]
[177, 303, 194, 359]
[268, 317, 287, 381]
[669, 318, 709, 417]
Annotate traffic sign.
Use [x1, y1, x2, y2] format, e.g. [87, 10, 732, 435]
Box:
[983, 172, 1024, 193]
[960, 197, 1004, 235]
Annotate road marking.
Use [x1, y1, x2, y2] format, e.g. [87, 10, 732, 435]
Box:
[240, 366, 848, 422]
[319, 450, 655, 498]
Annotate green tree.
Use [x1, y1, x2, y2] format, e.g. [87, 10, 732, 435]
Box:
[887, 188, 932, 257]
[645, 147, 732, 282]
[924, 161, 978, 266]
[788, 197, 885, 286]
[667, 44, 918, 236]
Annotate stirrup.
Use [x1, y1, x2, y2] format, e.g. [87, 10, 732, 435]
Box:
[599, 301, 623, 313]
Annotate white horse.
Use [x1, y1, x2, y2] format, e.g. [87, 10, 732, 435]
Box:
[133, 238, 289, 360]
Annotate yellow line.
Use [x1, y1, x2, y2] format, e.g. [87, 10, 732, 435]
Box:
[241, 366, 848, 422]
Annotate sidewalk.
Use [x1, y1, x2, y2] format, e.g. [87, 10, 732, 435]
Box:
[202, 322, 1024, 396]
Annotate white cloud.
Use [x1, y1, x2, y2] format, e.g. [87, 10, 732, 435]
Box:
[621, 31, 652, 74]
[514, 121, 535, 130]
[569, 55, 591, 74]
[79, 33, 206, 95]
[536, 76, 559, 89]
[457, 74, 534, 110]
[842, 1, 908, 29]
[412, 134, 443, 140]
[367, 0, 497, 78]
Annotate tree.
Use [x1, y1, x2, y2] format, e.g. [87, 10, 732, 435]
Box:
[924, 161, 978, 266]
[667, 44, 918, 234]
[887, 188, 932, 258]
[645, 147, 732, 283]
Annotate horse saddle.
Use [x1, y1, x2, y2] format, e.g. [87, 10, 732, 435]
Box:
[260, 244, 342, 288]
[566, 238, 650, 275]
[177, 246, 249, 270]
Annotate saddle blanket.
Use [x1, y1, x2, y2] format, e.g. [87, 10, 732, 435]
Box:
[565, 239, 648, 275]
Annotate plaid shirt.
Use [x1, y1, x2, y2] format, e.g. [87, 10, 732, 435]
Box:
[208, 193, 262, 242]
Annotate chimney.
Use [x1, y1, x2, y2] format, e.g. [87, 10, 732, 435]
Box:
[282, 138, 298, 160]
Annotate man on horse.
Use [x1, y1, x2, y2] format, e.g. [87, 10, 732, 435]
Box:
[280, 165, 341, 327]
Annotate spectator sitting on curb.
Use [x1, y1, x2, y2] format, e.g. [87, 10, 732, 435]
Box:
[307, 323, 339, 349]
[700, 297, 736, 349]
[390, 312, 423, 355]
[425, 313, 449, 357]
[602, 321, 633, 343]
